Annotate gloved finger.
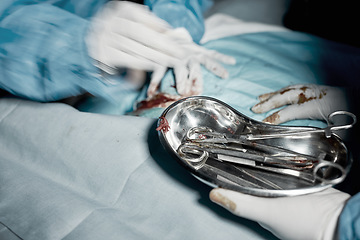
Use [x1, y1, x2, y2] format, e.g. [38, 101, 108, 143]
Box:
[186, 44, 236, 65]
[107, 31, 184, 68]
[196, 55, 229, 79]
[187, 59, 203, 96]
[251, 85, 321, 113]
[257, 91, 277, 102]
[204, 49, 237, 65]
[257, 84, 307, 102]
[261, 102, 324, 124]
[101, 46, 160, 72]
[166, 28, 235, 67]
[147, 67, 167, 98]
[110, 1, 172, 32]
[110, 18, 187, 59]
[173, 64, 190, 96]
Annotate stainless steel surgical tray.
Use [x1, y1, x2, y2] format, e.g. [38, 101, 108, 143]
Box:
[157, 96, 353, 197]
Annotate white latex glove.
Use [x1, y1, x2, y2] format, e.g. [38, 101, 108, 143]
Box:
[147, 27, 236, 97]
[86, 1, 235, 97]
[251, 84, 348, 124]
[210, 188, 350, 240]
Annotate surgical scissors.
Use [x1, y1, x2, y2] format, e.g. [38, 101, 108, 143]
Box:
[177, 124, 348, 184]
[246, 111, 356, 139]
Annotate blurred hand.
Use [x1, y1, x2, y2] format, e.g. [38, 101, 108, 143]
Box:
[147, 27, 236, 97]
[86, 1, 235, 98]
[210, 188, 350, 240]
[251, 84, 348, 124]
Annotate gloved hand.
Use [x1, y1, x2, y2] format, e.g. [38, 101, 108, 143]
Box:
[251, 84, 348, 124]
[210, 188, 350, 240]
[146, 27, 236, 97]
[86, 1, 235, 98]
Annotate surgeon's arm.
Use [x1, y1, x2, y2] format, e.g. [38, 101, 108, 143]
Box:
[0, 2, 108, 102]
[144, 0, 214, 43]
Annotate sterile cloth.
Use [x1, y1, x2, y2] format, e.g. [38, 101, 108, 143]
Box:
[0, 98, 277, 240]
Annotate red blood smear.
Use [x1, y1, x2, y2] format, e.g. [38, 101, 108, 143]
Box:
[136, 93, 178, 111]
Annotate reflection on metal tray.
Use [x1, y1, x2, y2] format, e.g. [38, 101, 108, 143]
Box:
[157, 96, 355, 197]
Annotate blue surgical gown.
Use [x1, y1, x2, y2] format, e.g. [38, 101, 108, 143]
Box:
[0, 0, 112, 102]
[0, 0, 211, 102]
[144, 0, 213, 43]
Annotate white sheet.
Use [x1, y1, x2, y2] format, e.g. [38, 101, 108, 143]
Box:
[201, 13, 287, 44]
[0, 98, 276, 240]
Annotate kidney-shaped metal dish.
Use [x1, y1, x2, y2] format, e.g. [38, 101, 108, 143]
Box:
[157, 96, 354, 197]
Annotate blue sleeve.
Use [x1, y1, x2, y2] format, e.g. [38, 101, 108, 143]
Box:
[144, 0, 213, 43]
[338, 192, 360, 239]
[0, 0, 120, 102]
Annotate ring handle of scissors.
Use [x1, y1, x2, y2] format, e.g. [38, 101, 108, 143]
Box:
[186, 126, 214, 139]
[325, 111, 357, 137]
[177, 144, 209, 170]
[313, 160, 347, 185]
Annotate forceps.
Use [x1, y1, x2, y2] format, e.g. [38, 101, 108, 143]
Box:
[177, 125, 347, 184]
